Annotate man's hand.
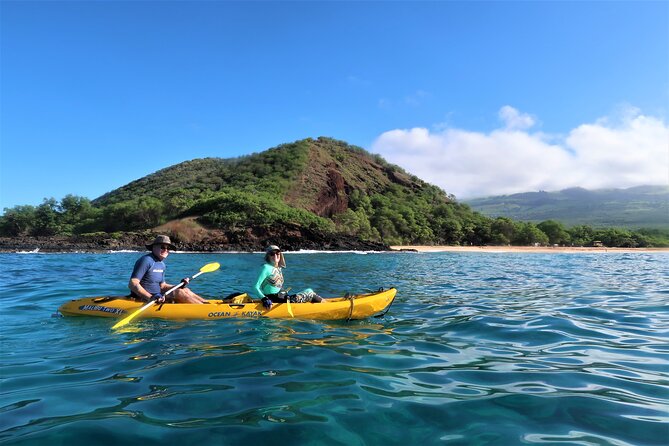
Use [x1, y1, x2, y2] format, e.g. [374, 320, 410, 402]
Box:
[180, 277, 190, 288]
[261, 297, 273, 309]
[151, 293, 165, 304]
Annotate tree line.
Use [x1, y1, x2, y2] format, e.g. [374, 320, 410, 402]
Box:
[1, 193, 667, 248]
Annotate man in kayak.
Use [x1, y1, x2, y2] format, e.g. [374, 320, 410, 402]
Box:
[253, 244, 323, 309]
[128, 235, 208, 304]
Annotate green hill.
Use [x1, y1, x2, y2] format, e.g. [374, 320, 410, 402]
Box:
[93, 137, 450, 218]
[465, 186, 669, 229]
[89, 137, 466, 244]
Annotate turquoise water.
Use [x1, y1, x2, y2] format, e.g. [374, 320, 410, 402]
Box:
[1, 251, 668, 445]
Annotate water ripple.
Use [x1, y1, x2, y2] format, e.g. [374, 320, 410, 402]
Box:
[0, 252, 668, 445]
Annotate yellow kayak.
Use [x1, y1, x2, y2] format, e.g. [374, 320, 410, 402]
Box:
[58, 288, 397, 321]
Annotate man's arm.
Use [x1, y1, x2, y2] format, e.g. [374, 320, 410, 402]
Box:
[128, 277, 152, 300]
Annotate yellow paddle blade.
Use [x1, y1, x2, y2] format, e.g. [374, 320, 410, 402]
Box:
[112, 301, 155, 330]
[286, 300, 294, 318]
[200, 262, 220, 273]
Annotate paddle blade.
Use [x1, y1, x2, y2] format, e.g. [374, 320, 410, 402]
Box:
[112, 301, 155, 330]
[200, 262, 220, 273]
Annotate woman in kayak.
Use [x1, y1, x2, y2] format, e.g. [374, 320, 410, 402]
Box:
[253, 245, 323, 309]
[129, 235, 208, 304]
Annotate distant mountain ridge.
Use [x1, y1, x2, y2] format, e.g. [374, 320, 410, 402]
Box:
[465, 185, 669, 229]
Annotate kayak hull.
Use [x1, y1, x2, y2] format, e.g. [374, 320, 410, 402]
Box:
[58, 288, 397, 321]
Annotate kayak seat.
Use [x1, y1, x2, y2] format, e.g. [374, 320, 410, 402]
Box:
[93, 296, 124, 303]
[221, 292, 253, 304]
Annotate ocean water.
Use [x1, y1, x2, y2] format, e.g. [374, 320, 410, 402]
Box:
[0, 251, 667, 445]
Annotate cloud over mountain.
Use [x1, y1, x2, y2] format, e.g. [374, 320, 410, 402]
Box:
[371, 106, 669, 199]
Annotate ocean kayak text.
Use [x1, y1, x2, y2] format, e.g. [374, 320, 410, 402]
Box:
[208, 311, 262, 318]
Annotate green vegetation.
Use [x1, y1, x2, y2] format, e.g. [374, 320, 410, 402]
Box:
[1, 138, 667, 248]
[191, 189, 334, 232]
[93, 140, 312, 207]
[0, 195, 102, 236]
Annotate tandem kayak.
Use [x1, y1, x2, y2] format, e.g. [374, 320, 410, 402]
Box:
[58, 288, 397, 321]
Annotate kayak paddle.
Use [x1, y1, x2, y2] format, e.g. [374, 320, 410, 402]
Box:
[111, 262, 221, 330]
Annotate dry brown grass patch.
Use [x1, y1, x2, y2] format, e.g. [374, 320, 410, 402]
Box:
[154, 217, 209, 243]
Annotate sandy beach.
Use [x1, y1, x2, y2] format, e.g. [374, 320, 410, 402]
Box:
[390, 245, 669, 253]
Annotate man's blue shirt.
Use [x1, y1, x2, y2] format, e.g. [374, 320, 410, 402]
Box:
[131, 253, 166, 295]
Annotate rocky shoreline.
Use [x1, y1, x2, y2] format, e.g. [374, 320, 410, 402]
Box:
[0, 224, 390, 253]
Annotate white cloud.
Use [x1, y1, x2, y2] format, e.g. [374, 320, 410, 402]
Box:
[370, 105, 669, 199]
[498, 105, 536, 130]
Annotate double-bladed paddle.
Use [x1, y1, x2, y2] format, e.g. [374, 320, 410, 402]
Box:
[112, 262, 220, 330]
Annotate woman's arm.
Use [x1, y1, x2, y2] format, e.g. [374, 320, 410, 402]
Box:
[253, 265, 271, 298]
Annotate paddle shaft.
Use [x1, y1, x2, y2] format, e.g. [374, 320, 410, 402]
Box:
[131, 269, 201, 307]
[163, 269, 206, 296]
[142, 268, 208, 302]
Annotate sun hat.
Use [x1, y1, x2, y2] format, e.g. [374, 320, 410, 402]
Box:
[265, 245, 286, 268]
[146, 235, 176, 251]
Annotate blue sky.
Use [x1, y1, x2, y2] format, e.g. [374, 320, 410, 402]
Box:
[2, 1, 667, 210]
